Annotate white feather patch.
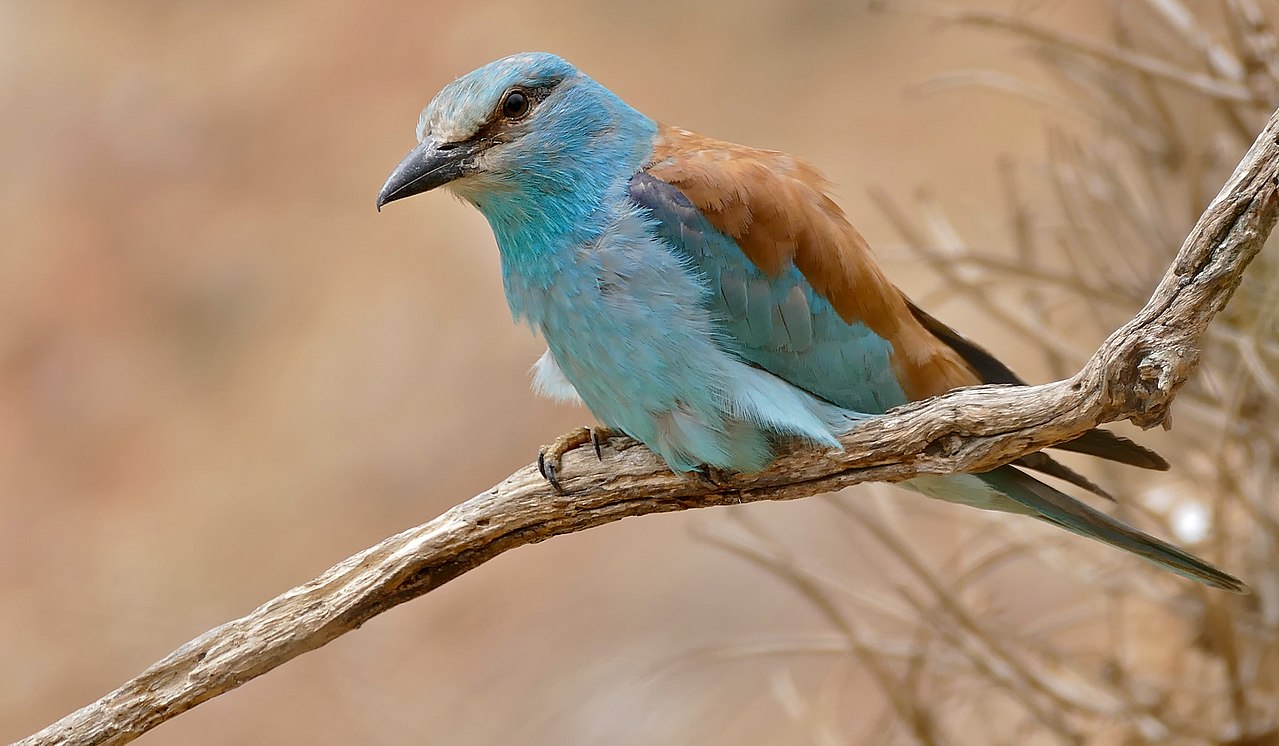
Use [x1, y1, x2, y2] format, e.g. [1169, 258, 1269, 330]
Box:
[531, 350, 584, 404]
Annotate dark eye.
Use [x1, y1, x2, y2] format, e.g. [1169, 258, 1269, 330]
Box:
[501, 89, 531, 119]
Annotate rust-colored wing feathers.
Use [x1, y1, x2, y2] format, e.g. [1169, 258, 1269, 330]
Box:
[648, 125, 979, 400]
[645, 124, 1168, 480]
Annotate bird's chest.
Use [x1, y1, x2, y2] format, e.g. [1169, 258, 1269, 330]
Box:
[498, 215, 727, 420]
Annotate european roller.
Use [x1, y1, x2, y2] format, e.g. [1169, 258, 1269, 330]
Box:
[377, 52, 1244, 592]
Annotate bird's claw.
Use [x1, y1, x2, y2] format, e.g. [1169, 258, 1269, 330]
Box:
[691, 464, 733, 489]
[590, 428, 605, 460]
[538, 426, 621, 494]
[537, 448, 563, 494]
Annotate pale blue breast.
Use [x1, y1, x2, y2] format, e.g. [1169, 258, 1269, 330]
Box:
[502, 196, 865, 473]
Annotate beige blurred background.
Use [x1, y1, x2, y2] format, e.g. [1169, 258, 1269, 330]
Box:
[0, 1, 1137, 743]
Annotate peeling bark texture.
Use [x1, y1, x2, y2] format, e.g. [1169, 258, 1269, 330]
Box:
[15, 109, 1279, 746]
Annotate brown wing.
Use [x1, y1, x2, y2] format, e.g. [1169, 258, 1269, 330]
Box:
[646, 124, 1167, 488]
[647, 125, 980, 401]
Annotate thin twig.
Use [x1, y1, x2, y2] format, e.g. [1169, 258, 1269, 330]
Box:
[935, 7, 1259, 104]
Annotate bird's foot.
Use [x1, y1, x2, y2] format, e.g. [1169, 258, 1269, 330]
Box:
[689, 464, 735, 489]
[537, 426, 625, 494]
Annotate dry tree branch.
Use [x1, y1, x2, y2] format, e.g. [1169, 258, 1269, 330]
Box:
[14, 104, 1279, 746]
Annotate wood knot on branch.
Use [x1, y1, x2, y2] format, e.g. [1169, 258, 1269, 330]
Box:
[924, 433, 968, 460]
[1126, 345, 1194, 428]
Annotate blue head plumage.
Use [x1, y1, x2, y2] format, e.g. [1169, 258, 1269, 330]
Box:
[380, 52, 657, 267]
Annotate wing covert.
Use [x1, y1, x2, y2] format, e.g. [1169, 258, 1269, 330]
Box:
[629, 124, 1168, 480]
[632, 125, 981, 411]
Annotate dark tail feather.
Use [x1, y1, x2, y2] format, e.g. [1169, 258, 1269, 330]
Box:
[1015, 451, 1116, 502]
[906, 299, 1170, 472]
[978, 466, 1247, 593]
[1052, 429, 1170, 471]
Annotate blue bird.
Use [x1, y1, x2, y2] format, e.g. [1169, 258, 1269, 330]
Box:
[377, 52, 1244, 592]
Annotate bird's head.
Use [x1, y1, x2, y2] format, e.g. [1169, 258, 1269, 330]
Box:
[376, 53, 655, 225]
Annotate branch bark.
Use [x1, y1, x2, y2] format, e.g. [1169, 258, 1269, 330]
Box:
[15, 108, 1279, 746]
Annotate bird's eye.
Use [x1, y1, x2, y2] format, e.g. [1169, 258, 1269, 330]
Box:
[500, 89, 531, 120]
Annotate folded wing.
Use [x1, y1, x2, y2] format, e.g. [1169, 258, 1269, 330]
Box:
[632, 125, 1166, 487]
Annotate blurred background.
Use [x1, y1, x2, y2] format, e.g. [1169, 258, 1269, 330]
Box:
[4, 1, 1277, 744]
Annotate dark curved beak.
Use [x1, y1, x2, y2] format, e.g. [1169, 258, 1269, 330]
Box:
[376, 139, 479, 211]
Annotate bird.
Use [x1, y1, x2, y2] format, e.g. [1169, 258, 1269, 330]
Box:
[376, 52, 1245, 593]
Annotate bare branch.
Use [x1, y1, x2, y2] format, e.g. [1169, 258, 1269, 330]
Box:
[14, 104, 1279, 746]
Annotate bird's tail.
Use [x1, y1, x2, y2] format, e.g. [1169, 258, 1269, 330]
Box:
[977, 466, 1247, 593]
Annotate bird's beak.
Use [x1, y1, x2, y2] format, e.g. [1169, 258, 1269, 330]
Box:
[376, 138, 479, 211]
